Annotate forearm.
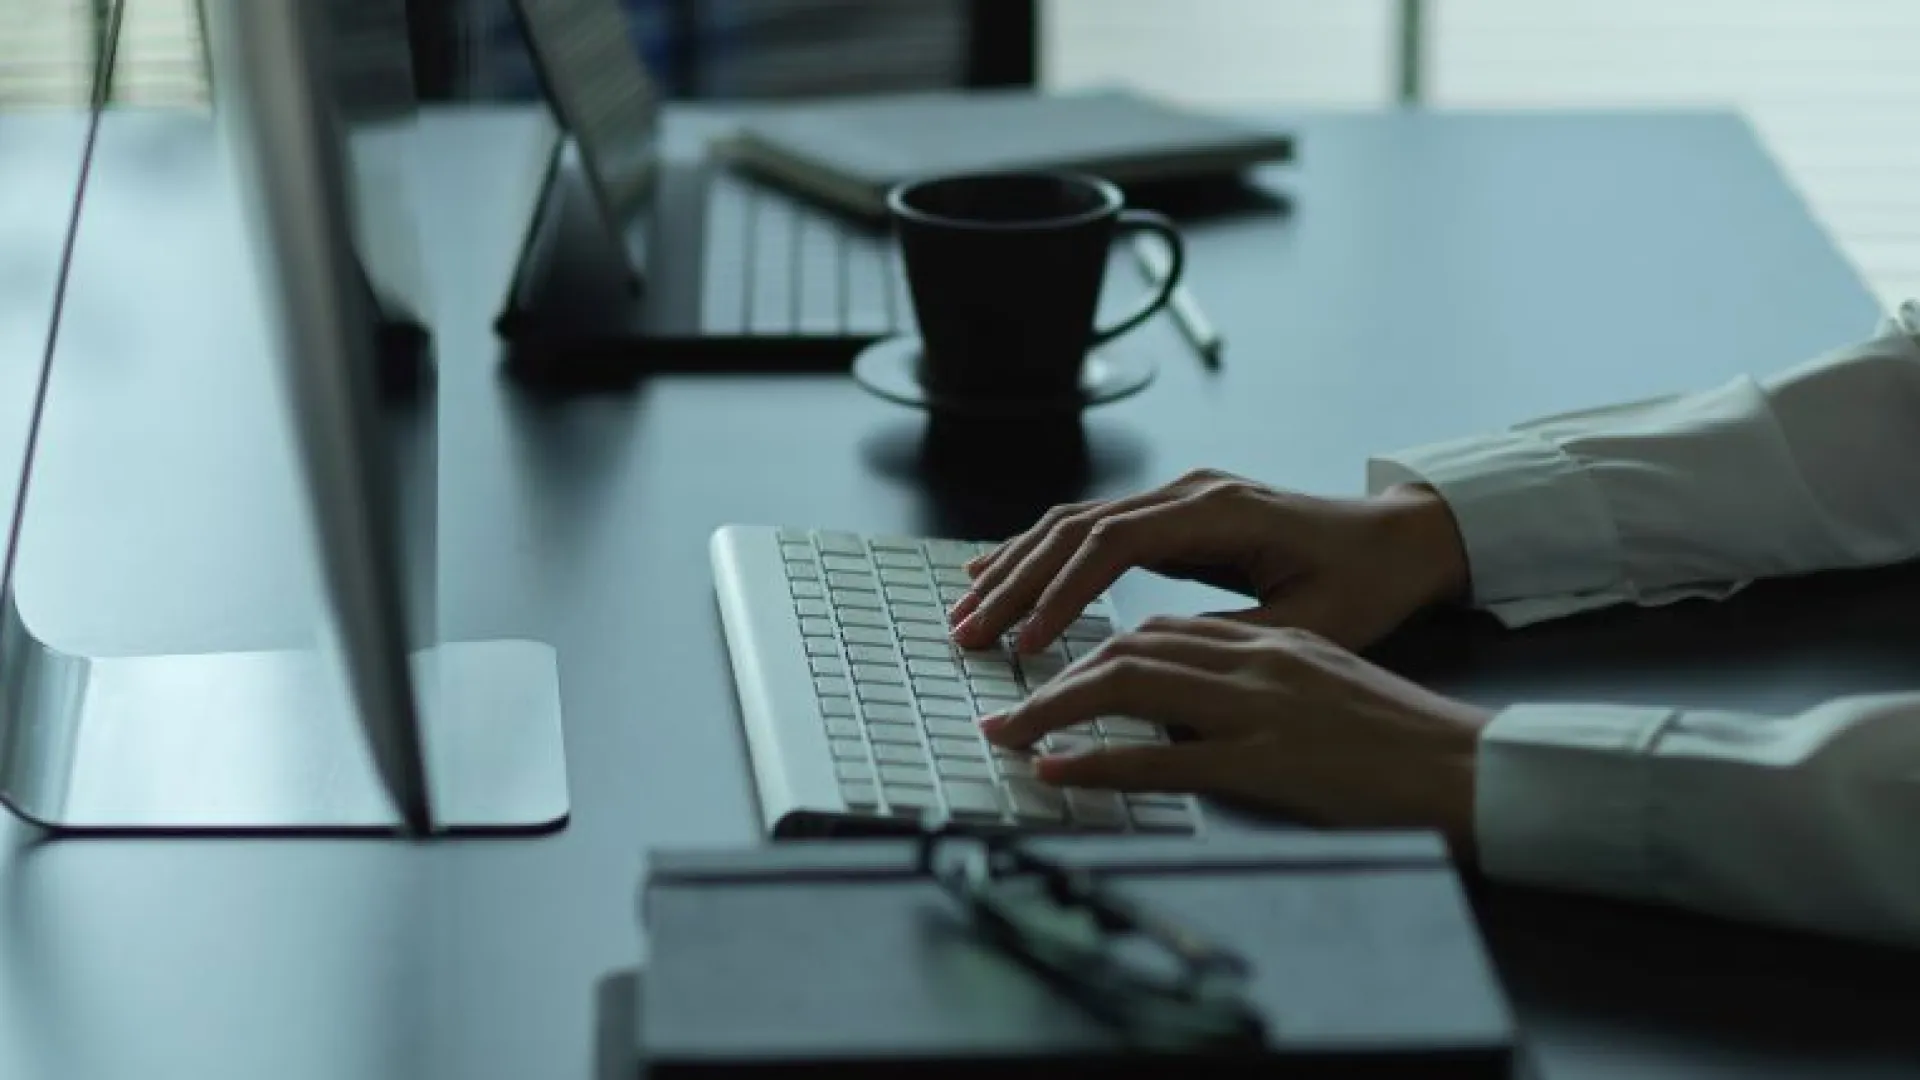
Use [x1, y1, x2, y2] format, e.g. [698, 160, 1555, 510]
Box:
[1471, 694, 1920, 949]
[1368, 304, 1920, 625]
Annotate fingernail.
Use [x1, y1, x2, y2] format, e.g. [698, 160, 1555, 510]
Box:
[977, 712, 1007, 733]
[948, 595, 977, 624]
[952, 614, 979, 641]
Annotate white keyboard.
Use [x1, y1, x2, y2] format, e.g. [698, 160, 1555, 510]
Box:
[711, 525, 1201, 838]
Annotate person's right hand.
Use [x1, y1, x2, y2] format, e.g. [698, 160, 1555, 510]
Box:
[948, 469, 1471, 655]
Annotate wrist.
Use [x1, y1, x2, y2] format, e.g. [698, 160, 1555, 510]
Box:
[1379, 483, 1472, 608]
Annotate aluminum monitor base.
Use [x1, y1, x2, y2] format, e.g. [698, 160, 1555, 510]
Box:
[0, 594, 570, 837]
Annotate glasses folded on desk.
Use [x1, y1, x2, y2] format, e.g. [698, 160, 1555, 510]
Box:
[914, 811, 1269, 1051]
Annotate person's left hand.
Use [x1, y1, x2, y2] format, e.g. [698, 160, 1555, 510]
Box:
[978, 616, 1495, 853]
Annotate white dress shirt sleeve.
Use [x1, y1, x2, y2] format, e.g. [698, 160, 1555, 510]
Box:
[1363, 301, 1920, 948]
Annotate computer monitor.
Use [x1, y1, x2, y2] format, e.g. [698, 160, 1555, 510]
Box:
[0, 0, 568, 837]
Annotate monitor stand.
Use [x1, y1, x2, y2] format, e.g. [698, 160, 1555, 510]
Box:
[0, 585, 570, 837]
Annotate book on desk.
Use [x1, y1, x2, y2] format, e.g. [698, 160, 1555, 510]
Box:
[636, 831, 1517, 1077]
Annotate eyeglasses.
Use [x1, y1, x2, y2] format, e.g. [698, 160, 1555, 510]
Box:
[914, 811, 1268, 1051]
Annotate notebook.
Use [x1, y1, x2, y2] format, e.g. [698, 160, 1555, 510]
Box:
[637, 832, 1516, 1077]
[719, 86, 1296, 221]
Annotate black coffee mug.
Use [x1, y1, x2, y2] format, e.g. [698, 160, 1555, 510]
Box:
[888, 171, 1185, 400]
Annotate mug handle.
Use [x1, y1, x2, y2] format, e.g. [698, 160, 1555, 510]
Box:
[1091, 210, 1186, 349]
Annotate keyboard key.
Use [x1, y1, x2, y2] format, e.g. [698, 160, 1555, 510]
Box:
[1064, 615, 1114, 640]
[918, 698, 973, 719]
[1019, 657, 1068, 687]
[809, 655, 846, 677]
[799, 617, 835, 637]
[804, 638, 838, 658]
[1126, 793, 1188, 810]
[814, 676, 850, 698]
[863, 702, 916, 726]
[1102, 733, 1163, 747]
[969, 676, 1021, 700]
[933, 568, 971, 587]
[796, 211, 842, 335]
[942, 781, 1003, 819]
[922, 717, 979, 740]
[936, 757, 994, 781]
[815, 531, 865, 555]
[834, 760, 871, 783]
[1062, 639, 1105, 662]
[824, 718, 861, 740]
[866, 720, 919, 745]
[841, 626, 892, 647]
[963, 656, 1016, 678]
[779, 543, 814, 562]
[924, 540, 975, 568]
[873, 551, 923, 570]
[1066, 790, 1127, 828]
[891, 603, 944, 625]
[880, 763, 934, 787]
[877, 567, 924, 587]
[883, 783, 936, 810]
[795, 598, 830, 619]
[827, 571, 879, 591]
[821, 554, 872, 573]
[846, 643, 897, 666]
[974, 696, 1021, 716]
[1004, 779, 1067, 823]
[1097, 716, 1160, 740]
[785, 560, 821, 580]
[857, 683, 912, 705]
[777, 527, 813, 544]
[852, 663, 903, 685]
[1043, 732, 1099, 757]
[938, 586, 969, 604]
[844, 233, 894, 336]
[873, 743, 925, 766]
[829, 738, 866, 761]
[885, 585, 936, 606]
[830, 585, 882, 608]
[900, 640, 952, 661]
[1130, 804, 1195, 832]
[906, 658, 960, 679]
[818, 696, 854, 718]
[840, 780, 879, 809]
[994, 756, 1035, 779]
[839, 609, 890, 630]
[1067, 787, 1121, 818]
[913, 677, 968, 700]
[929, 737, 983, 761]
[896, 622, 949, 642]
[868, 536, 920, 553]
[790, 579, 825, 600]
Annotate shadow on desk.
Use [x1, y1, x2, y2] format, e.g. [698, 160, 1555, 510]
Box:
[1476, 886, 1920, 1077]
[860, 415, 1151, 542]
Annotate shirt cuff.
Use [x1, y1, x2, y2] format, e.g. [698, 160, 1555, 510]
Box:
[1474, 704, 1675, 903]
[1367, 430, 1625, 622]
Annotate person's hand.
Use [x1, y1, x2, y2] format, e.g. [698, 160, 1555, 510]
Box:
[977, 617, 1494, 852]
[949, 469, 1470, 655]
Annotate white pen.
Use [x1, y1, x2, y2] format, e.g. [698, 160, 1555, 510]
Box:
[1130, 234, 1223, 369]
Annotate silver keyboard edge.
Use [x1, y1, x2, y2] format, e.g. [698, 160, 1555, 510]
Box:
[710, 525, 841, 832]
